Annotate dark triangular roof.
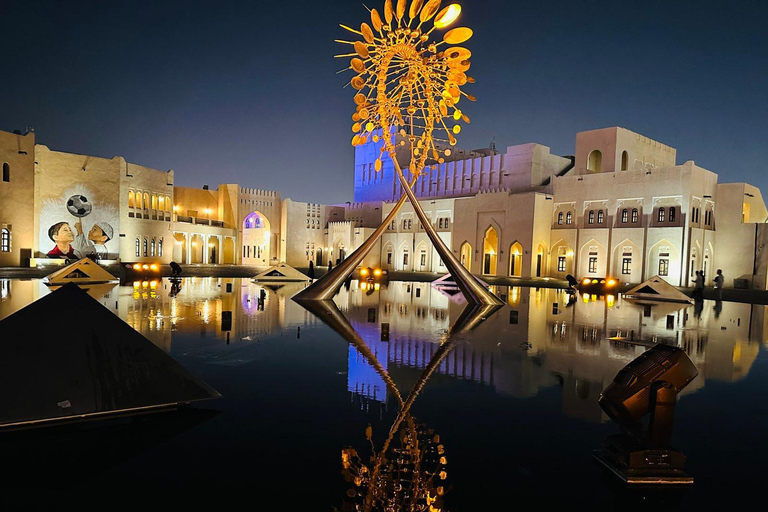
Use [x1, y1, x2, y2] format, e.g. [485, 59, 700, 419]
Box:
[0, 283, 220, 429]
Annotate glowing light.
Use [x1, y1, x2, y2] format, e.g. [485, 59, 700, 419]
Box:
[133, 263, 142, 270]
[582, 278, 591, 285]
[591, 279, 598, 284]
[374, 283, 380, 290]
[142, 281, 149, 288]
[606, 294, 615, 308]
[434, 4, 461, 28]
[173, 205, 179, 211]
[583, 293, 590, 303]
[133, 281, 140, 289]
[143, 264, 149, 270]
[204, 208, 212, 215]
[150, 280, 158, 288]
[360, 268, 369, 276]
[607, 279, 616, 286]
[373, 269, 382, 276]
[150, 264, 158, 271]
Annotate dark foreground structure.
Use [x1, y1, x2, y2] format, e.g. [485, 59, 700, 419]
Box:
[0, 283, 219, 430]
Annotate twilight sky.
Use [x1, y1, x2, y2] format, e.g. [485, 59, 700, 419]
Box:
[1, 0, 766, 204]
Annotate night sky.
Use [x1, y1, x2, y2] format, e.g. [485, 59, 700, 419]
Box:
[1, 0, 766, 204]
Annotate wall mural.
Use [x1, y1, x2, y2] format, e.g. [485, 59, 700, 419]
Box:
[39, 185, 119, 261]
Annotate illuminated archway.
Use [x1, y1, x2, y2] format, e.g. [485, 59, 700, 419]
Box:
[509, 241, 523, 277]
[482, 227, 498, 275]
[535, 243, 547, 277]
[242, 211, 271, 265]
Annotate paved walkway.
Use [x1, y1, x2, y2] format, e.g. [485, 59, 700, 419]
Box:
[2, 264, 767, 304]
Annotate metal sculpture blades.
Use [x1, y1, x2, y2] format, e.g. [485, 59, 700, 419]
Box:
[295, 0, 502, 306]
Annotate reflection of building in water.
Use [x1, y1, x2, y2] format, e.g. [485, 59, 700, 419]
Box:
[336, 282, 766, 423]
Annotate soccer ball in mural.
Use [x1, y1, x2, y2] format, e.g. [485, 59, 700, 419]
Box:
[67, 195, 92, 217]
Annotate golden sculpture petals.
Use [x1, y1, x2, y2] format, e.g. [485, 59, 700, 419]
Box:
[351, 76, 365, 89]
[444, 46, 471, 61]
[361, 22, 374, 43]
[384, 0, 394, 24]
[371, 8, 383, 32]
[396, 0, 407, 21]
[351, 58, 366, 73]
[352, 122, 362, 132]
[443, 27, 472, 44]
[409, 0, 424, 20]
[354, 93, 366, 105]
[420, 0, 441, 22]
[434, 3, 461, 28]
[375, 159, 382, 171]
[354, 41, 369, 58]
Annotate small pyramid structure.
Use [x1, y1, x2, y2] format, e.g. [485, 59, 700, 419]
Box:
[252, 262, 310, 282]
[0, 283, 220, 429]
[623, 275, 693, 303]
[44, 258, 118, 285]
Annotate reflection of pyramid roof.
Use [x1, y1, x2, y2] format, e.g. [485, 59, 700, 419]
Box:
[431, 273, 489, 288]
[252, 263, 309, 282]
[44, 258, 118, 285]
[0, 283, 220, 429]
[623, 275, 693, 303]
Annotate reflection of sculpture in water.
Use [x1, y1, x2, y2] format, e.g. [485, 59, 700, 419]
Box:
[298, 297, 499, 511]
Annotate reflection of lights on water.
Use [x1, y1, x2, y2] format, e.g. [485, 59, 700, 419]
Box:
[606, 294, 615, 308]
[374, 283, 380, 291]
[202, 300, 210, 323]
[142, 281, 148, 288]
[150, 280, 158, 289]
[583, 293, 590, 303]
[133, 281, 140, 289]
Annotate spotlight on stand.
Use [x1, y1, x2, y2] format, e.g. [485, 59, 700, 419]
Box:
[593, 344, 698, 486]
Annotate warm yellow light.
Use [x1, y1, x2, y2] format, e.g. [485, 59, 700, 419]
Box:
[607, 279, 616, 286]
[606, 294, 615, 308]
[133, 263, 142, 270]
[204, 208, 212, 214]
[150, 264, 158, 271]
[143, 264, 149, 270]
[582, 278, 590, 285]
[489, 249, 495, 255]
[173, 205, 179, 211]
[583, 293, 590, 302]
[360, 268, 369, 276]
[142, 281, 149, 288]
[133, 281, 140, 289]
[434, 4, 461, 28]
[374, 269, 382, 276]
[374, 283, 380, 290]
[567, 251, 574, 257]
[150, 280, 158, 288]
[591, 279, 598, 284]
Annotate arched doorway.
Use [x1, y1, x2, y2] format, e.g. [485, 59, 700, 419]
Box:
[399, 242, 410, 271]
[509, 242, 523, 277]
[315, 247, 324, 266]
[482, 227, 498, 275]
[333, 239, 346, 265]
[579, 239, 604, 278]
[383, 243, 394, 270]
[460, 242, 472, 272]
[207, 236, 220, 264]
[646, 239, 681, 285]
[416, 242, 429, 271]
[173, 233, 187, 264]
[535, 243, 547, 277]
[190, 234, 204, 263]
[587, 150, 602, 172]
[551, 240, 574, 277]
[611, 239, 641, 283]
[242, 211, 271, 266]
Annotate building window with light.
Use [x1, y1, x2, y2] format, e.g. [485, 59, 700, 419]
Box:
[566, 212, 572, 225]
[588, 211, 594, 224]
[631, 208, 638, 223]
[557, 256, 566, 272]
[597, 210, 604, 224]
[158, 238, 163, 257]
[621, 209, 628, 223]
[658, 207, 665, 222]
[669, 207, 676, 222]
[558, 212, 564, 225]
[1, 228, 10, 252]
[659, 258, 669, 276]
[135, 238, 140, 257]
[150, 238, 155, 257]
[622, 258, 631, 275]
[143, 238, 148, 257]
[588, 257, 597, 274]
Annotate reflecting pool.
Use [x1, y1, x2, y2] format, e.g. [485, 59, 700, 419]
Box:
[1, 277, 767, 509]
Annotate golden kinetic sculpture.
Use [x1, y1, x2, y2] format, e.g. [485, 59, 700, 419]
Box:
[294, 0, 501, 306]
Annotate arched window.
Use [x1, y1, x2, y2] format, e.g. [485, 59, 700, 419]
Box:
[631, 208, 638, 223]
[143, 193, 149, 210]
[669, 207, 676, 222]
[621, 151, 629, 171]
[150, 238, 156, 257]
[558, 212, 563, 225]
[158, 195, 164, 211]
[165, 195, 171, 212]
[588, 210, 595, 224]
[1, 228, 10, 252]
[158, 238, 163, 257]
[128, 191, 135, 208]
[621, 209, 628, 223]
[587, 150, 602, 172]
[658, 208, 665, 222]
[135, 238, 140, 257]
[2, 163, 9, 182]
[566, 211, 572, 225]
[143, 238, 148, 257]
[597, 210, 604, 223]
[151, 195, 157, 210]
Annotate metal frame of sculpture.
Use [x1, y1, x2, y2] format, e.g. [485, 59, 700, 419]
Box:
[294, 0, 502, 306]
